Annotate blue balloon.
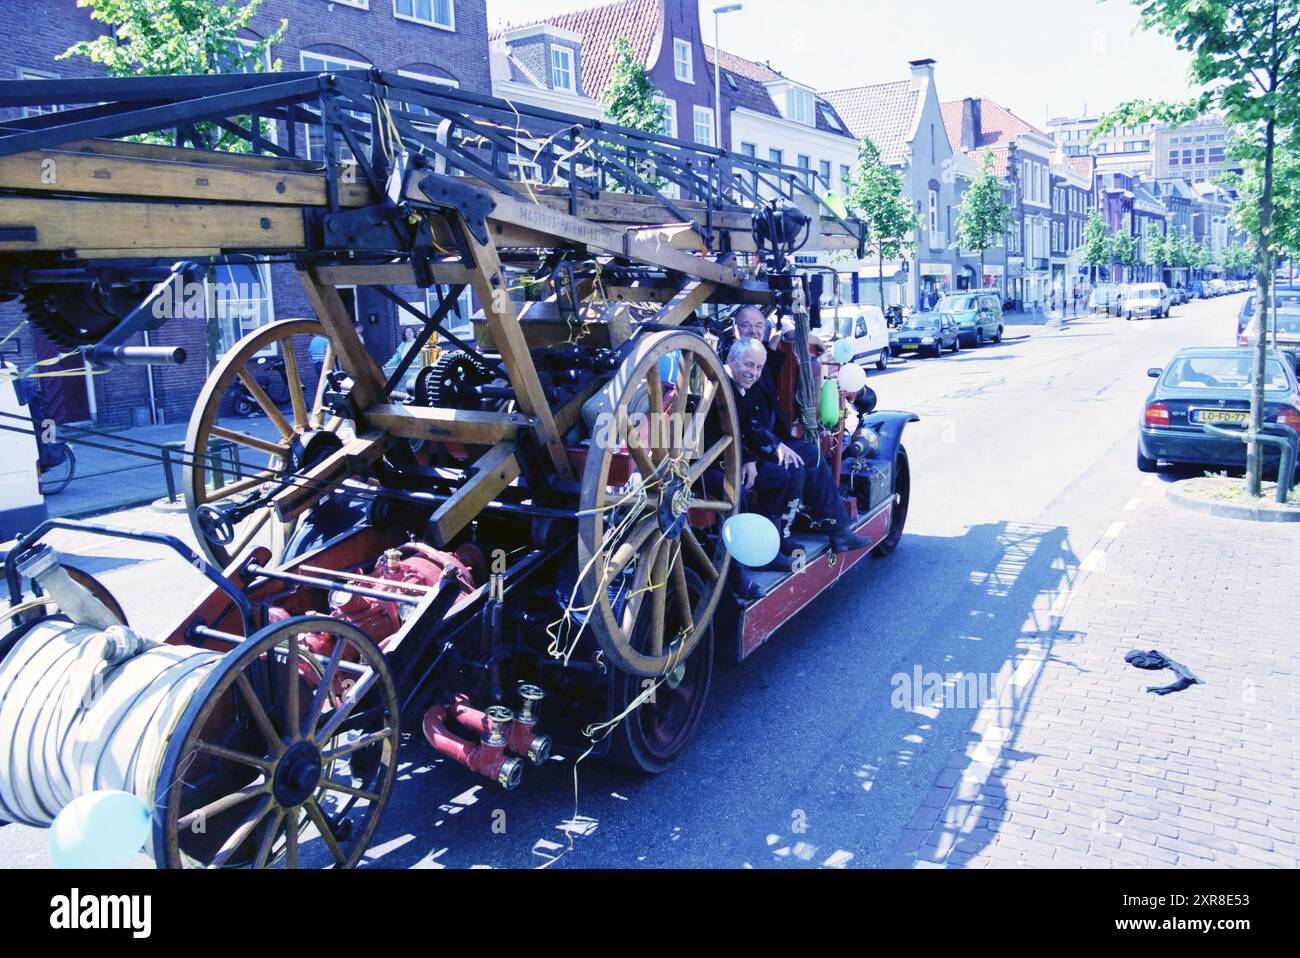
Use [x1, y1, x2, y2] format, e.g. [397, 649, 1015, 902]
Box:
[831, 338, 856, 364]
[49, 790, 151, 869]
[658, 351, 681, 384]
[722, 513, 780, 567]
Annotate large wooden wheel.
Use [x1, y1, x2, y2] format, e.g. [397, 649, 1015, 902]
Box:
[184, 319, 340, 567]
[153, 617, 399, 869]
[577, 330, 740, 677]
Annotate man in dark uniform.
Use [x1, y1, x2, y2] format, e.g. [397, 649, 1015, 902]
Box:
[724, 337, 870, 559]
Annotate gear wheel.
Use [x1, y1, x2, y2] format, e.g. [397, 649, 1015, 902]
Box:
[20, 281, 146, 347]
[416, 350, 493, 409]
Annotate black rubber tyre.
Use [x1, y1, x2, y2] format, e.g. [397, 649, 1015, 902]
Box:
[993, 326, 1003, 342]
[873, 445, 911, 558]
[876, 351, 888, 370]
[37, 444, 75, 495]
[975, 329, 984, 348]
[607, 567, 714, 774]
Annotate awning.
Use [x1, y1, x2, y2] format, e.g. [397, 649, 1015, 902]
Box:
[919, 262, 952, 280]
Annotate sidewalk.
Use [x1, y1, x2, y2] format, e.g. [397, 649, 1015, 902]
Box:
[889, 480, 1300, 868]
[40, 415, 282, 520]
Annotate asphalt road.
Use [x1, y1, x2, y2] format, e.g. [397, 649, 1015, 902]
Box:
[0, 293, 1249, 868]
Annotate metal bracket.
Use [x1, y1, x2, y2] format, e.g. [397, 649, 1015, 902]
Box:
[415, 173, 497, 247]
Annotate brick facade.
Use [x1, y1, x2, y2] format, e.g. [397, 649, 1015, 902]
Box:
[1, 0, 490, 427]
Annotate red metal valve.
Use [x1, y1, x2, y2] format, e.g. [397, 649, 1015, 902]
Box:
[450, 691, 551, 766]
[422, 703, 524, 790]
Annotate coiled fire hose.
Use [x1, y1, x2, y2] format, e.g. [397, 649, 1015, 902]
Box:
[0, 548, 222, 832]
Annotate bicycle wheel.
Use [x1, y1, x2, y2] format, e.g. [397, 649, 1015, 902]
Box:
[37, 444, 75, 495]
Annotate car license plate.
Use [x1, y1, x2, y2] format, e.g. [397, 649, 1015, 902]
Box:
[901, 344, 918, 351]
[1191, 408, 1247, 424]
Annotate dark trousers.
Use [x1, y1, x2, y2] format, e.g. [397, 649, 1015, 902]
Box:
[750, 439, 848, 538]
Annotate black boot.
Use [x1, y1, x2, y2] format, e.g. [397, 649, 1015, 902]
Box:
[729, 563, 764, 602]
[828, 515, 872, 554]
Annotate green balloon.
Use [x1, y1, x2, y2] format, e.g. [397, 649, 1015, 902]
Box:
[819, 379, 840, 428]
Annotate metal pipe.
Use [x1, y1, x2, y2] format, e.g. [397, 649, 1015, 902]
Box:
[243, 564, 422, 606]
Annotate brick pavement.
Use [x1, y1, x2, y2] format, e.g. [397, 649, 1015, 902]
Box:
[888, 478, 1300, 868]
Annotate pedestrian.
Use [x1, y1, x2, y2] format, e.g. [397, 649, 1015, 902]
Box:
[309, 333, 329, 377]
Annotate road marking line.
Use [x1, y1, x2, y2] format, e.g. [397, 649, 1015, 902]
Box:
[1105, 521, 1125, 538]
[1080, 549, 1106, 572]
[1124, 497, 1142, 511]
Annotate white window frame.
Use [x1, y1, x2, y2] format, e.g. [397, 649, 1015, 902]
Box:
[17, 68, 60, 118]
[693, 105, 715, 146]
[550, 46, 575, 93]
[209, 259, 277, 360]
[656, 96, 677, 139]
[673, 39, 693, 83]
[786, 87, 814, 126]
[393, 0, 455, 31]
[333, 0, 369, 7]
[300, 51, 372, 162]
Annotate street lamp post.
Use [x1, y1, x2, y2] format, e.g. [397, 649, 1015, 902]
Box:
[712, 3, 742, 150]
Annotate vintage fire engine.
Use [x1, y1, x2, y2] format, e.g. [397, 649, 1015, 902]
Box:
[0, 69, 913, 867]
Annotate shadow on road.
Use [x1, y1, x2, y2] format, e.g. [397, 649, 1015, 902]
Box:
[351, 518, 1083, 869]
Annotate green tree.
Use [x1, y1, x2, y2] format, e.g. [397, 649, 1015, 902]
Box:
[952, 151, 1011, 292]
[1082, 210, 1111, 283]
[601, 36, 668, 192]
[1108, 229, 1140, 281]
[603, 37, 667, 133]
[844, 136, 920, 312]
[61, 0, 284, 152]
[1229, 134, 1300, 268]
[1144, 223, 1169, 281]
[1097, 0, 1300, 496]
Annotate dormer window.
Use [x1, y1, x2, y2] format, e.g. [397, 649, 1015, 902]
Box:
[786, 87, 814, 126]
[550, 46, 575, 92]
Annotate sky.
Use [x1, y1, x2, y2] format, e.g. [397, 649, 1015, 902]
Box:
[487, 0, 1198, 127]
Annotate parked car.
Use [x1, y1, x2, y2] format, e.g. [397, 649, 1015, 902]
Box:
[1137, 347, 1300, 474]
[892, 313, 961, 358]
[1124, 282, 1172, 320]
[1170, 286, 1189, 306]
[1088, 284, 1122, 315]
[1237, 284, 1300, 355]
[834, 305, 891, 370]
[1207, 279, 1227, 297]
[1187, 279, 1207, 299]
[934, 291, 1004, 347]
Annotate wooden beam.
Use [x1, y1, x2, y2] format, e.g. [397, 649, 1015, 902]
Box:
[270, 432, 388, 523]
[0, 196, 306, 253]
[457, 214, 574, 481]
[647, 280, 715, 328]
[428, 442, 522, 546]
[0, 147, 357, 207]
[296, 268, 386, 410]
[362, 403, 534, 445]
[312, 260, 476, 287]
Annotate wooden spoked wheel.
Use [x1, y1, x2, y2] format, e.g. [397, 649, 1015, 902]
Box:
[184, 320, 341, 568]
[153, 617, 399, 869]
[578, 330, 740, 677]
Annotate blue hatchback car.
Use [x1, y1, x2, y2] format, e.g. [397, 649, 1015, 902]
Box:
[1138, 347, 1300, 474]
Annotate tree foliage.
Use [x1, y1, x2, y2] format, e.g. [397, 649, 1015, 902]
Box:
[61, 0, 285, 152]
[602, 37, 667, 134]
[953, 151, 1011, 261]
[844, 136, 920, 310]
[1096, 0, 1300, 495]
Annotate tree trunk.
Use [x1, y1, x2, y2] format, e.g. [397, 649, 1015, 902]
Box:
[878, 251, 886, 314]
[1246, 115, 1275, 497]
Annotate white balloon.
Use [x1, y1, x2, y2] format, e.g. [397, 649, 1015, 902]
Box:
[837, 362, 867, 393]
[831, 338, 856, 364]
[722, 513, 780, 567]
[49, 790, 151, 869]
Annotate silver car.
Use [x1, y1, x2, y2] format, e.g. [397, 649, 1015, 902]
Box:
[1124, 283, 1172, 320]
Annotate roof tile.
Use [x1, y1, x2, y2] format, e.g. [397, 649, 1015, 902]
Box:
[820, 81, 919, 165]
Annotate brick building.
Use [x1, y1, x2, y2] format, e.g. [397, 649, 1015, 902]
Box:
[1, 0, 492, 428]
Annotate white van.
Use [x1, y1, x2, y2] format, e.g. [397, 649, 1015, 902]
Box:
[834, 305, 891, 370]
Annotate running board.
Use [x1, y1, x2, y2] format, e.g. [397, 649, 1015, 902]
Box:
[734, 501, 893, 660]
